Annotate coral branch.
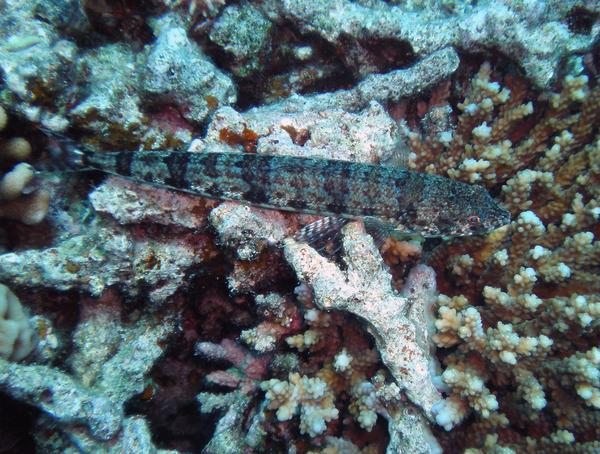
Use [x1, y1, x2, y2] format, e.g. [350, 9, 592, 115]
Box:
[284, 222, 442, 420]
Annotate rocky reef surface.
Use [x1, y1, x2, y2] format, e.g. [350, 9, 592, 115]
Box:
[0, 1, 598, 453]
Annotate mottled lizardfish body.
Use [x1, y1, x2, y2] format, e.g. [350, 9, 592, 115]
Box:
[49, 136, 510, 238]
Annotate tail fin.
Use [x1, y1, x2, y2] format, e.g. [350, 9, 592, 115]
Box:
[39, 128, 89, 172]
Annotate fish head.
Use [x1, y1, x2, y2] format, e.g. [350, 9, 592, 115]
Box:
[413, 177, 511, 237]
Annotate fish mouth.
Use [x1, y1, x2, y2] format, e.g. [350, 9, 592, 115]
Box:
[446, 207, 511, 238]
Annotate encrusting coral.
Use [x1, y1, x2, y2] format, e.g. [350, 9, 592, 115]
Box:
[402, 60, 600, 452]
[0, 104, 50, 224]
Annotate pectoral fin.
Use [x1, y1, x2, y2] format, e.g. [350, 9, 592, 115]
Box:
[295, 215, 410, 257]
[294, 216, 350, 256]
[363, 216, 402, 248]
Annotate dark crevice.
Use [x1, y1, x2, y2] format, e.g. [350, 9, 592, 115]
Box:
[566, 6, 599, 35]
[198, 23, 355, 109]
[124, 275, 255, 452]
[355, 36, 418, 73]
[80, 0, 156, 45]
[199, 21, 423, 110]
[0, 393, 39, 454]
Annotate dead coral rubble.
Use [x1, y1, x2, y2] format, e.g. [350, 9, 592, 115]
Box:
[274, 0, 598, 88]
[0, 222, 217, 304]
[284, 223, 442, 420]
[3, 289, 179, 453]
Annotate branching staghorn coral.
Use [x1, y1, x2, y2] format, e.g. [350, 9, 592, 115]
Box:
[240, 293, 302, 353]
[195, 338, 272, 453]
[261, 372, 339, 438]
[279, 302, 387, 436]
[196, 292, 393, 453]
[403, 61, 600, 452]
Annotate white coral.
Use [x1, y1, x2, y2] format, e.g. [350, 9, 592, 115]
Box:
[261, 372, 339, 437]
[284, 223, 442, 420]
[333, 348, 353, 372]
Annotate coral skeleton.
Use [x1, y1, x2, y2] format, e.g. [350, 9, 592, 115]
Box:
[284, 222, 443, 453]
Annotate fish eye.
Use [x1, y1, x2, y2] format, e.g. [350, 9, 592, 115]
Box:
[467, 215, 481, 226]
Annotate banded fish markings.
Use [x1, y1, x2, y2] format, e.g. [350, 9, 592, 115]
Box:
[45, 136, 511, 239]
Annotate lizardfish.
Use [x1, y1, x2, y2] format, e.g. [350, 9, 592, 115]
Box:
[45, 134, 510, 244]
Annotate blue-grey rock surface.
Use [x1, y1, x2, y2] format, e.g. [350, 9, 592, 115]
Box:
[209, 1, 273, 77]
[141, 14, 237, 125]
[266, 0, 599, 87]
